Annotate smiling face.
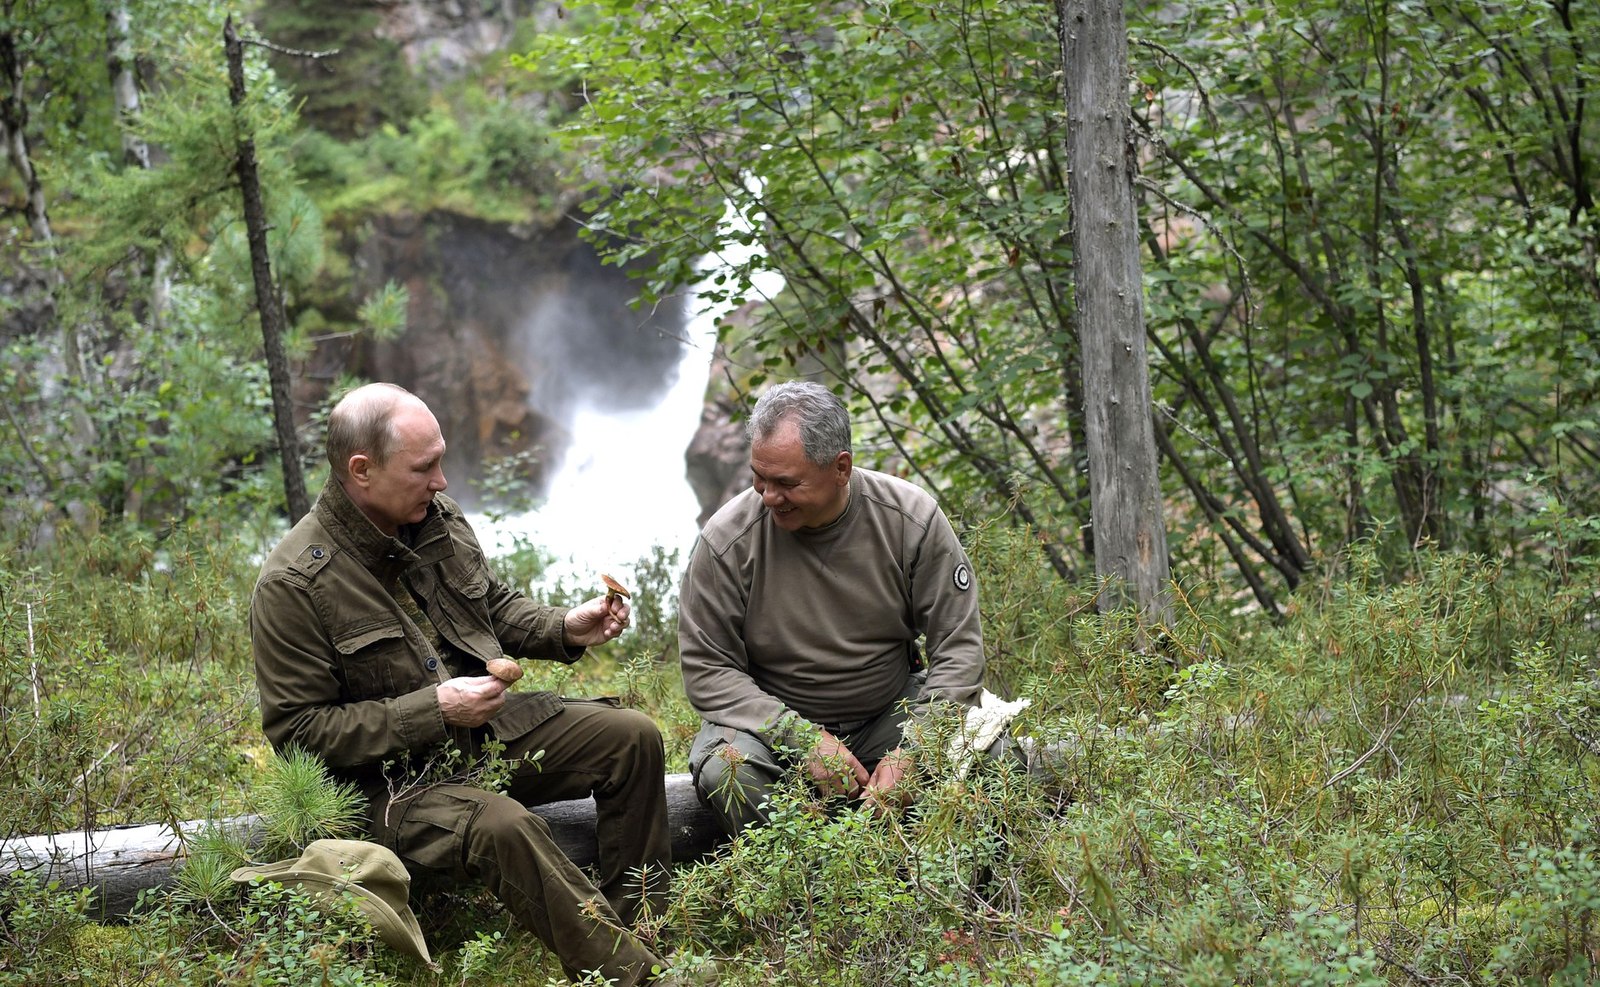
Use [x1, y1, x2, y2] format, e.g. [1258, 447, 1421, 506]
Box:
[346, 399, 448, 535]
[749, 419, 852, 531]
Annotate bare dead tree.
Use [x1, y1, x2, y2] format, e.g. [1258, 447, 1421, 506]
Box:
[223, 15, 309, 523]
[1057, 0, 1174, 630]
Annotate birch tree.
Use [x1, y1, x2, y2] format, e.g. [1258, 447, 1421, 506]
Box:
[105, 0, 171, 328]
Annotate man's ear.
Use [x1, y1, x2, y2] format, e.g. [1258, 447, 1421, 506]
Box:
[347, 454, 372, 488]
[833, 450, 853, 486]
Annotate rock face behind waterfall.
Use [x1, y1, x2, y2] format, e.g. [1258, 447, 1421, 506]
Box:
[685, 364, 750, 527]
[301, 211, 684, 508]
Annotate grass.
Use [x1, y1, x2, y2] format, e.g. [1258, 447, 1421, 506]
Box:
[1, 512, 1597, 985]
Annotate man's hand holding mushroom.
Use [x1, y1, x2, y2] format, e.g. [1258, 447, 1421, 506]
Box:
[562, 574, 633, 646]
[438, 673, 510, 727]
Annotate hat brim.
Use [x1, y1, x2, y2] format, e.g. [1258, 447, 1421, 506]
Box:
[231, 863, 432, 964]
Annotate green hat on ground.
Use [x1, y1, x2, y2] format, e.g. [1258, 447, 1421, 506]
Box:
[230, 838, 433, 965]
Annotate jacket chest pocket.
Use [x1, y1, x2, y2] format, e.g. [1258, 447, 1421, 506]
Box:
[409, 562, 495, 656]
[331, 620, 411, 700]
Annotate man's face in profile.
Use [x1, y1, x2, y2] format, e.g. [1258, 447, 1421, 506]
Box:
[353, 402, 448, 535]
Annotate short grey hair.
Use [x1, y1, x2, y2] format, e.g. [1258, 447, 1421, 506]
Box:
[747, 380, 851, 466]
[326, 382, 415, 479]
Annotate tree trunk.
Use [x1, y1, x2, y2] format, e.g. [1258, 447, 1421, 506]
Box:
[224, 16, 310, 523]
[1057, 0, 1173, 627]
[106, 0, 173, 332]
[105, 3, 150, 171]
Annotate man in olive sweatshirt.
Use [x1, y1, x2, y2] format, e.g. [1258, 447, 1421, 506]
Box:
[678, 380, 986, 836]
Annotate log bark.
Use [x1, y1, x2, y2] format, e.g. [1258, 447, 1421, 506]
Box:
[0, 773, 722, 921]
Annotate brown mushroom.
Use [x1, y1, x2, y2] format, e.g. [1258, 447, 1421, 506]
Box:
[601, 573, 632, 604]
[485, 658, 523, 684]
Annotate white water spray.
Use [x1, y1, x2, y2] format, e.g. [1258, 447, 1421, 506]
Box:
[473, 195, 784, 598]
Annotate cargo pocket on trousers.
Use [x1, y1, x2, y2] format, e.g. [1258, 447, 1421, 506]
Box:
[389, 785, 486, 882]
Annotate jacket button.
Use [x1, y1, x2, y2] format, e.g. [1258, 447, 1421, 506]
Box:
[311, 548, 324, 559]
[425, 657, 438, 671]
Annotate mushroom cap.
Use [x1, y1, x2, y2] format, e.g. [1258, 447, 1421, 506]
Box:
[601, 573, 632, 598]
[486, 658, 523, 683]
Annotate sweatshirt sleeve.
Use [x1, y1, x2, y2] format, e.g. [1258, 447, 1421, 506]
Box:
[912, 506, 985, 710]
[250, 573, 448, 770]
[677, 537, 806, 750]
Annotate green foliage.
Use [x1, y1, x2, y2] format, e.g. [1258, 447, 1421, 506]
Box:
[1489, 819, 1600, 983]
[358, 280, 410, 341]
[1137, 0, 1600, 576]
[535, 0, 1600, 615]
[0, 872, 95, 987]
[0, 515, 262, 839]
[217, 878, 393, 986]
[475, 451, 551, 523]
[69, 17, 298, 272]
[5, 5, 327, 525]
[292, 98, 565, 227]
[171, 825, 256, 913]
[536, 0, 1086, 567]
[0, 0, 607, 542]
[618, 546, 685, 667]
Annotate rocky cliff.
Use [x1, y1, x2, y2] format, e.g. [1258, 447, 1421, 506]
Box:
[299, 210, 685, 508]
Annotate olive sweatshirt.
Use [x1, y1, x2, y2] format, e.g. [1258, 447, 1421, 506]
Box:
[678, 467, 984, 749]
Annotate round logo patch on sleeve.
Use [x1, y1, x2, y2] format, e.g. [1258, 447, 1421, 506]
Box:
[953, 561, 972, 592]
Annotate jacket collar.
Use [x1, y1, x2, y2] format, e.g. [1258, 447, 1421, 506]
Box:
[401, 502, 456, 568]
[313, 479, 416, 576]
[312, 479, 460, 575]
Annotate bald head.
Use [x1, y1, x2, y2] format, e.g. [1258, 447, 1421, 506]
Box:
[326, 382, 424, 481]
[327, 383, 449, 534]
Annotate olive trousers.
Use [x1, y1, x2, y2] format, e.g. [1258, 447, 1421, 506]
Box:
[688, 676, 924, 837]
[371, 700, 671, 985]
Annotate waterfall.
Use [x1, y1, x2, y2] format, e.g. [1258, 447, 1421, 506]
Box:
[468, 319, 710, 597]
[472, 195, 783, 600]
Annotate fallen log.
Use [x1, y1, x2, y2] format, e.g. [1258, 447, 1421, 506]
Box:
[0, 772, 723, 920]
